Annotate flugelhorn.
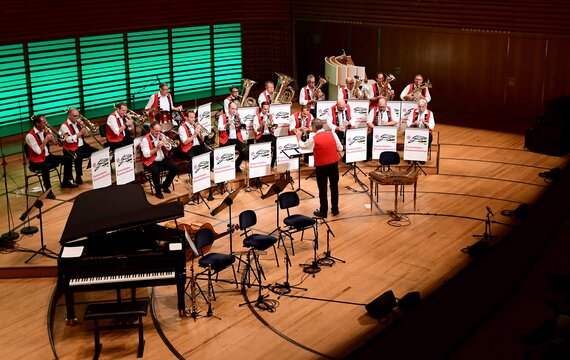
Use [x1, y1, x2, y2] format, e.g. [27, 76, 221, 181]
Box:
[159, 133, 180, 148]
[125, 108, 146, 126]
[194, 122, 215, 140]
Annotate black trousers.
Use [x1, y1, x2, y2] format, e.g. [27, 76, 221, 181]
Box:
[315, 162, 339, 216]
[176, 145, 213, 169]
[69, 143, 98, 179]
[225, 139, 248, 169]
[143, 158, 178, 194]
[108, 136, 133, 152]
[29, 154, 68, 189]
[256, 134, 277, 167]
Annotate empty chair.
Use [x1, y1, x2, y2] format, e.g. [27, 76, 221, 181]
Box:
[277, 191, 317, 256]
[194, 228, 238, 300]
[378, 151, 400, 172]
[238, 210, 279, 282]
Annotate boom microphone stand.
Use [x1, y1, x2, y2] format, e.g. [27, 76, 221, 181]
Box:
[316, 217, 345, 267]
[22, 188, 58, 263]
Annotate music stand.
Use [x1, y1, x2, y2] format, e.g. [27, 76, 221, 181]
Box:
[182, 230, 213, 319]
[21, 188, 58, 263]
[281, 148, 314, 198]
[406, 161, 427, 176]
[210, 187, 242, 254]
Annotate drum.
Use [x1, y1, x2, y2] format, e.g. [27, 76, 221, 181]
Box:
[157, 111, 173, 131]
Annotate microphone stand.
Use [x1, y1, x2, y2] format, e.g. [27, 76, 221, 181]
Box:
[23, 189, 58, 263]
[0, 137, 19, 242]
[20, 151, 38, 235]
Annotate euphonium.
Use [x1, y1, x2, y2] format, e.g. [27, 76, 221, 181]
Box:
[313, 76, 327, 101]
[352, 76, 362, 99]
[412, 79, 432, 102]
[159, 133, 180, 148]
[239, 78, 257, 107]
[379, 73, 396, 98]
[271, 72, 296, 104]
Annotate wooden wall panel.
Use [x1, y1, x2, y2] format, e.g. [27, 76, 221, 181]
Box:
[543, 38, 570, 102]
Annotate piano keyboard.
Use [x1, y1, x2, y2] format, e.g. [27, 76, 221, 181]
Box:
[69, 271, 175, 286]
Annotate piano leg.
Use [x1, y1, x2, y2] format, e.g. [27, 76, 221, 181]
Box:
[64, 291, 78, 325]
[177, 278, 186, 317]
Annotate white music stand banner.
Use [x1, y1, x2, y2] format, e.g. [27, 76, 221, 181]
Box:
[345, 127, 367, 163]
[269, 103, 291, 137]
[237, 106, 257, 141]
[347, 99, 369, 128]
[114, 144, 135, 185]
[91, 148, 112, 189]
[213, 145, 236, 183]
[387, 101, 402, 123]
[276, 135, 300, 172]
[191, 152, 211, 193]
[316, 100, 336, 120]
[372, 126, 398, 161]
[400, 101, 417, 128]
[197, 102, 212, 132]
[248, 142, 271, 179]
[404, 128, 429, 162]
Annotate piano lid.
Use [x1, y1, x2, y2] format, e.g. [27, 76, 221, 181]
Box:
[60, 183, 184, 244]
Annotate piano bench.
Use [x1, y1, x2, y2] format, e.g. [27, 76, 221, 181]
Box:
[84, 300, 148, 359]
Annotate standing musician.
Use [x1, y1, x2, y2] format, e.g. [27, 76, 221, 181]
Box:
[326, 98, 354, 145]
[25, 115, 75, 198]
[337, 76, 361, 100]
[366, 98, 398, 161]
[60, 108, 98, 185]
[299, 74, 320, 118]
[223, 85, 241, 115]
[405, 98, 435, 146]
[400, 74, 431, 103]
[106, 102, 134, 151]
[141, 121, 178, 199]
[368, 72, 395, 105]
[296, 118, 343, 218]
[253, 102, 277, 167]
[217, 102, 247, 173]
[257, 81, 274, 107]
[145, 83, 183, 125]
[176, 110, 210, 162]
[289, 105, 313, 140]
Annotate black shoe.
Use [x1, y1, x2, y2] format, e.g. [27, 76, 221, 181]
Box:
[313, 210, 327, 218]
[75, 176, 83, 185]
[61, 181, 78, 189]
[162, 186, 171, 194]
[155, 192, 164, 199]
[332, 209, 340, 216]
[47, 191, 56, 200]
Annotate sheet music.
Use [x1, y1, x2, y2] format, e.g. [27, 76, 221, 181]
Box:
[61, 246, 84, 258]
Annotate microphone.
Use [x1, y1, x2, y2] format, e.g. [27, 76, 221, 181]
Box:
[156, 75, 161, 84]
[486, 206, 494, 216]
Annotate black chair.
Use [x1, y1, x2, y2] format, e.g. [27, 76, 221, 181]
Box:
[23, 144, 61, 194]
[98, 123, 107, 144]
[238, 210, 279, 282]
[194, 228, 238, 300]
[378, 151, 400, 172]
[277, 191, 317, 256]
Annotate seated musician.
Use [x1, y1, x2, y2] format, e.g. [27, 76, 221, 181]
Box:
[299, 74, 319, 118]
[257, 81, 274, 107]
[368, 72, 395, 106]
[217, 102, 247, 173]
[400, 74, 431, 103]
[253, 102, 277, 167]
[25, 115, 75, 198]
[366, 98, 399, 161]
[405, 98, 435, 147]
[140, 121, 179, 199]
[176, 110, 211, 162]
[60, 108, 98, 185]
[289, 105, 313, 139]
[144, 83, 183, 125]
[106, 102, 134, 151]
[223, 85, 240, 116]
[337, 76, 361, 100]
[326, 98, 354, 145]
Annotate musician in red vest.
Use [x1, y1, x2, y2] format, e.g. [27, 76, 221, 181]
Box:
[140, 121, 178, 199]
[176, 110, 210, 162]
[223, 85, 240, 115]
[60, 108, 98, 185]
[253, 102, 277, 166]
[400, 74, 432, 103]
[405, 99, 435, 147]
[106, 102, 134, 151]
[368, 72, 395, 106]
[298, 74, 320, 118]
[326, 98, 353, 145]
[337, 76, 361, 100]
[25, 115, 74, 199]
[366, 98, 399, 160]
[289, 105, 313, 140]
[257, 81, 274, 107]
[144, 83, 183, 125]
[296, 118, 343, 218]
[217, 101, 247, 173]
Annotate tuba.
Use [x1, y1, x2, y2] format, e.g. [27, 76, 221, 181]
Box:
[379, 73, 396, 98]
[271, 72, 296, 104]
[412, 79, 432, 102]
[239, 78, 257, 107]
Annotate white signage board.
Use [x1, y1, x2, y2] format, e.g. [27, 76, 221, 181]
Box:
[191, 152, 211, 193]
[276, 135, 300, 172]
[91, 148, 112, 189]
[269, 103, 291, 137]
[345, 127, 367, 163]
[372, 126, 398, 161]
[403, 128, 429, 162]
[248, 142, 272, 179]
[114, 144, 135, 185]
[213, 145, 236, 183]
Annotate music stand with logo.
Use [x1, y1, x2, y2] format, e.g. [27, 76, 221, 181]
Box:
[281, 148, 314, 199]
[19, 188, 58, 263]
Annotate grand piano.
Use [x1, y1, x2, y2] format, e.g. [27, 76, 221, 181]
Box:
[57, 183, 186, 322]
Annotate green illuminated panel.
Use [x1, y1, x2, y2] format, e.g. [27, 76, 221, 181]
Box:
[0, 44, 30, 137]
[213, 23, 242, 92]
[28, 39, 80, 125]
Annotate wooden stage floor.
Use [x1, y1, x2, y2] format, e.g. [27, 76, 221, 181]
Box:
[0, 113, 567, 359]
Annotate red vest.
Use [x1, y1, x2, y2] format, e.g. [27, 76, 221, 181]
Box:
[62, 120, 79, 152]
[27, 129, 46, 163]
[255, 113, 274, 140]
[142, 134, 157, 166]
[153, 92, 173, 110]
[407, 84, 426, 97]
[369, 83, 381, 107]
[412, 109, 433, 133]
[218, 114, 244, 145]
[293, 112, 313, 129]
[260, 91, 271, 105]
[106, 112, 124, 143]
[303, 86, 315, 109]
[180, 122, 194, 153]
[313, 131, 339, 166]
[340, 86, 349, 100]
[371, 106, 392, 125]
[330, 105, 352, 127]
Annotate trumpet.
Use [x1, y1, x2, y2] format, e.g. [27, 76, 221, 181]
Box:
[261, 113, 278, 132]
[194, 122, 215, 140]
[159, 133, 180, 148]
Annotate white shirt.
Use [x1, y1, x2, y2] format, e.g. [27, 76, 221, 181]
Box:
[179, 122, 200, 146]
[107, 111, 127, 136]
[298, 129, 343, 153]
[298, 85, 314, 108]
[406, 109, 435, 130]
[218, 113, 241, 139]
[145, 92, 172, 111]
[254, 113, 272, 136]
[367, 107, 399, 126]
[400, 83, 432, 103]
[25, 127, 49, 156]
[257, 90, 272, 106]
[60, 119, 84, 147]
[288, 112, 312, 131]
[141, 134, 171, 162]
